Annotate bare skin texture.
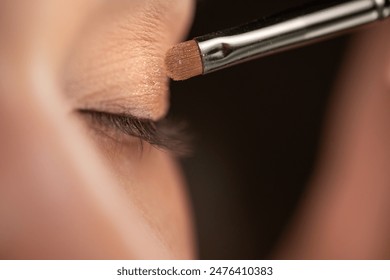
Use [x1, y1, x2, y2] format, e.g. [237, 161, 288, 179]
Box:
[0, 0, 390, 259]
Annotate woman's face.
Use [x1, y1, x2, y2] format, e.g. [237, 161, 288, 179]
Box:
[0, 0, 195, 259]
[64, 0, 196, 258]
[0, 0, 196, 258]
[65, 0, 194, 258]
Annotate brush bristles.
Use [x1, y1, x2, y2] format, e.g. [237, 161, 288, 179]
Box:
[165, 40, 203, 81]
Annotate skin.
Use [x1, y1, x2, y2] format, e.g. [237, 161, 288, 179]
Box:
[65, 0, 194, 120]
[0, 0, 389, 259]
[0, 0, 195, 259]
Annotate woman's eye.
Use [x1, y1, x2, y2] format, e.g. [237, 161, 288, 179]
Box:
[78, 109, 191, 156]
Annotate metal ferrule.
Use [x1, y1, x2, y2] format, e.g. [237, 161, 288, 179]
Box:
[196, 0, 390, 74]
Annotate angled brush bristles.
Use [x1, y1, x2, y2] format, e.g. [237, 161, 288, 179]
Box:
[165, 40, 203, 81]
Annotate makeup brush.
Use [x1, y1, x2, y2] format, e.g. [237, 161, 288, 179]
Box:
[165, 0, 390, 81]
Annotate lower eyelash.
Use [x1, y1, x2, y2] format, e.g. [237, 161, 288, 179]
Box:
[78, 109, 192, 156]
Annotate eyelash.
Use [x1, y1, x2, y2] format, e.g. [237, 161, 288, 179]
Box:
[78, 109, 191, 156]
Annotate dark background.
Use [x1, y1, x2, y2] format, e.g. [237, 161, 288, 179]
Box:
[169, 0, 349, 259]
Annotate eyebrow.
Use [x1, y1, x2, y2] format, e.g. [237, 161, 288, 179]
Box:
[78, 109, 191, 156]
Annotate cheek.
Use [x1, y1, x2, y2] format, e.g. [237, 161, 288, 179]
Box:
[106, 145, 196, 259]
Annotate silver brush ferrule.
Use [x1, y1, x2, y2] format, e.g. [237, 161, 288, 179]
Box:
[196, 0, 390, 74]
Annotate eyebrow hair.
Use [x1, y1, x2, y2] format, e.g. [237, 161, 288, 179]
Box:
[78, 109, 191, 156]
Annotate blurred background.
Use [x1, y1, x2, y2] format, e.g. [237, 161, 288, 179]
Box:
[169, 0, 350, 259]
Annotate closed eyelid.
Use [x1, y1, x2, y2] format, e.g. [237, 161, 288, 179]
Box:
[64, 0, 195, 121]
[79, 109, 191, 156]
